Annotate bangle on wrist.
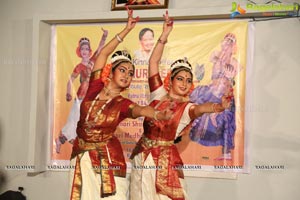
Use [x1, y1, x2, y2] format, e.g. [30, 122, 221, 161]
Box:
[153, 110, 159, 120]
[211, 103, 218, 113]
[116, 34, 123, 43]
[157, 38, 167, 44]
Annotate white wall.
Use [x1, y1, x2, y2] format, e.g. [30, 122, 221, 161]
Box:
[0, 0, 300, 199]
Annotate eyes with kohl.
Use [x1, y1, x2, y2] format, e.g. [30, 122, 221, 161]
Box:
[111, 62, 135, 89]
[170, 70, 193, 97]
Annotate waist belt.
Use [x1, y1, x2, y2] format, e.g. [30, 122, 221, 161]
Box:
[78, 137, 111, 150]
[142, 136, 173, 148]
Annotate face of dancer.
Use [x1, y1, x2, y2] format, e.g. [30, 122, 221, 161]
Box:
[80, 44, 91, 59]
[111, 62, 134, 89]
[170, 70, 193, 97]
[140, 30, 154, 52]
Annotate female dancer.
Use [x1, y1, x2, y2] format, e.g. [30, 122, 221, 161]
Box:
[129, 11, 232, 200]
[55, 29, 108, 153]
[69, 8, 171, 200]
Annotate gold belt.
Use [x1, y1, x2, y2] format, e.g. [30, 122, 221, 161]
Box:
[142, 136, 173, 148]
[78, 137, 110, 150]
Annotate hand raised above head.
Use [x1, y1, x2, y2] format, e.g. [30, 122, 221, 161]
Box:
[162, 10, 173, 33]
[125, 5, 139, 30]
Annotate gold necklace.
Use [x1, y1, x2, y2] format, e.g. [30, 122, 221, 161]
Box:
[103, 86, 121, 97]
[85, 93, 112, 122]
[167, 93, 183, 102]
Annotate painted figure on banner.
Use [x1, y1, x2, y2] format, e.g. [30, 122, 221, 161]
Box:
[69, 7, 173, 200]
[129, 11, 233, 200]
[189, 33, 243, 161]
[55, 29, 108, 154]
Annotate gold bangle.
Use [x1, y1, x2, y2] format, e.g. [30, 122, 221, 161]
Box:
[116, 34, 123, 43]
[157, 38, 167, 44]
[153, 110, 159, 120]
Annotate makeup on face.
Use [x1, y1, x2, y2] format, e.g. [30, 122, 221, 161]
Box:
[111, 62, 134, 89]
[171, 71, 193, 96]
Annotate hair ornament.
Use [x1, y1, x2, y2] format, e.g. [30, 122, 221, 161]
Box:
[170, 57, 192, 72]
[111, 50, 132, 64]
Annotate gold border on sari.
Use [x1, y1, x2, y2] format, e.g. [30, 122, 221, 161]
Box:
[156, 147, 185, 200]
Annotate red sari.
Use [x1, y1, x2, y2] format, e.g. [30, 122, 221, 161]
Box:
[130, 73, 192, 200]
[70, 70, 136, 199]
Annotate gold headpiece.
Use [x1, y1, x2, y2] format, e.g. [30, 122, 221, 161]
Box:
[111, 50, 132, 64]
[170, 57, 192, 72]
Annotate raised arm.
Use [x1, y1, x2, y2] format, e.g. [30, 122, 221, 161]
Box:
[148, 10, 173, 77]
[93, 7, 139, 72]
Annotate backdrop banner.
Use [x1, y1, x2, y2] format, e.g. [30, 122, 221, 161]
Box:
[50, 20, 252, 177]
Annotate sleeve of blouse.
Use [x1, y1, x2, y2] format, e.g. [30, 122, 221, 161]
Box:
[120, 98, 137, 120]
[148, 73, 167, 103]
[71, 64, 83, 77]
[149, 86, 167, 103]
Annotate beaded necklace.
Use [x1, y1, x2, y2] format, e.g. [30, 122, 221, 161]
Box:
[103, 86, 121, 97]
[85, 92, 115, 125]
